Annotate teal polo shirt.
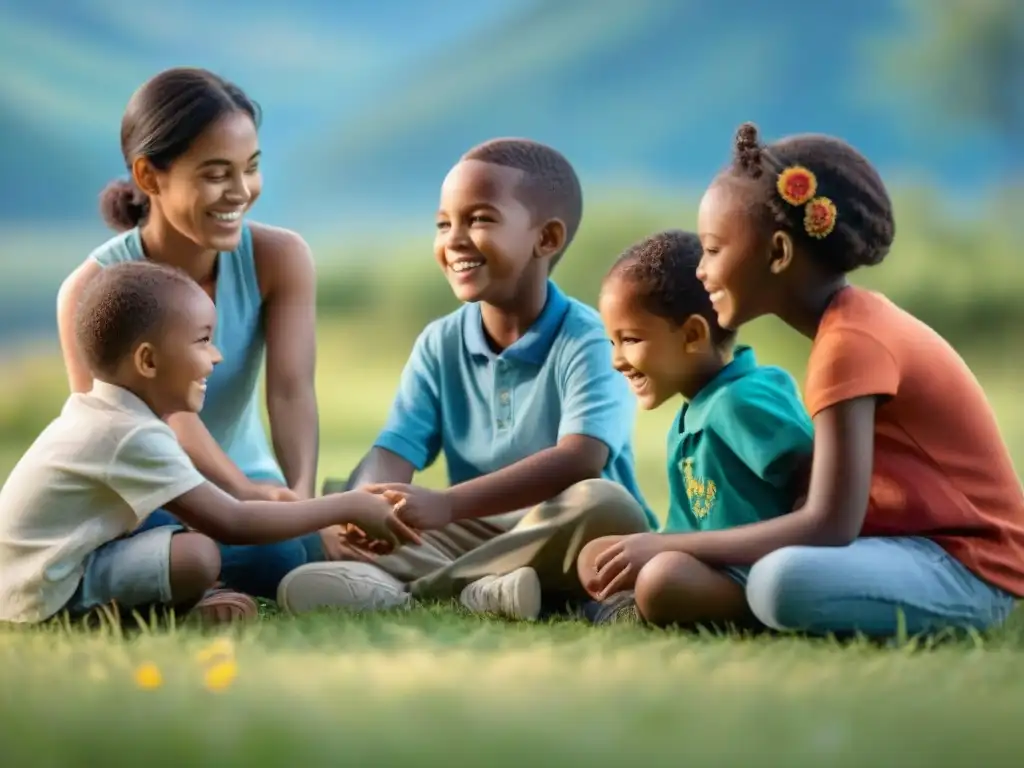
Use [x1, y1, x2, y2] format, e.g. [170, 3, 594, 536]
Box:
[663, 346, 813, 533]
[375, 281, 657, 528]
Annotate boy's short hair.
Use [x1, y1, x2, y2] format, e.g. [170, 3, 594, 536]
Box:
[606, 230, 736, 347]
[462, 138, 583, 267]
[75, 261, 200, 376]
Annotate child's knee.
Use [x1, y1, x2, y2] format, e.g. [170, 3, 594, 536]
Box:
[745, 546, 818, 630]
[168, 532, 221, 602]
[634, 551, 702, 620]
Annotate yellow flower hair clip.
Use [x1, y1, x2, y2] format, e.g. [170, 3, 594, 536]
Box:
[803, 196, 837, 239]
[776, 166, 817, 206]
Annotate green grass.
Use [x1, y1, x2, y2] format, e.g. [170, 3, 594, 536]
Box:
[4, 606, 1024, 765]
[0, 312, 1022, 764]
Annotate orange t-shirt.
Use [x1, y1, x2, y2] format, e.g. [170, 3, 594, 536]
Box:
[805, 286, 1024, 596]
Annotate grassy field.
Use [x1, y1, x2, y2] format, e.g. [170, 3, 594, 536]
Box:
[4, 608, 1024, 765]
[1, 316, 1023, 765]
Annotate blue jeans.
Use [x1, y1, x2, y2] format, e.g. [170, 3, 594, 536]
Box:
[136, 510, 313, 600]
[744, 536, 1017, 637]
[64, 524, 181, 617]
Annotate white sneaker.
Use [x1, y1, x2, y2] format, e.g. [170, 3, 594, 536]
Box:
[277, 561, 411, 614]
[459, 567, 542, 621]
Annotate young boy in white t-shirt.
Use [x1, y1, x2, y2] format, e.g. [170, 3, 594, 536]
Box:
[0, 261, 419, 625]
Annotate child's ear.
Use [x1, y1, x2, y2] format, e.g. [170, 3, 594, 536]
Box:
[131, 157, 161, 197]
[133, 342, 158, 379]
[534, 219, 567, 261]
[680, 315, 711, 353]
[768, 230, 795, 275]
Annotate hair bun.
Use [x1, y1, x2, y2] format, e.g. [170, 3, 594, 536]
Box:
[733, 122, 764, 178]
[99, 178, 150, 232]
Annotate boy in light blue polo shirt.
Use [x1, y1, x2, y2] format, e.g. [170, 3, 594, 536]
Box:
[577, 230, 814, 626]
[279, 139, 656, 620]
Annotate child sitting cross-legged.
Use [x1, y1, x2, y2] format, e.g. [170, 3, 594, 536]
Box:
[0, 261, 417, 625]
[578, 230, 814, 627]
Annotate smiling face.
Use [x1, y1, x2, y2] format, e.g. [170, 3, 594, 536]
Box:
[696, 178, 778, 330]
[599, 273, 718, 408]
[134, 111, 262, 252]
[434, 160, 555, 305]
[133, 284, 222, 416]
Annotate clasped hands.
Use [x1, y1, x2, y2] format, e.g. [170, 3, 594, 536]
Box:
[320, 483, 454, 562]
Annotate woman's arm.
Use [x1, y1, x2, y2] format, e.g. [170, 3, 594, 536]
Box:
[57, 259, 268, 501]
[164, 412, 264, 498]
[56, 260, 104, 394]
[252, 224, 319, 499]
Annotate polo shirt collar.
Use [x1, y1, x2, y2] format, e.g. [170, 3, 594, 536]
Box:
[88, 380, 160, 420]
[463, 280, 571, 364]
[680, 345, 757, 433]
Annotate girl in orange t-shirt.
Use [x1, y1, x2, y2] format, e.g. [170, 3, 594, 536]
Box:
[589, 121, 1023, 637]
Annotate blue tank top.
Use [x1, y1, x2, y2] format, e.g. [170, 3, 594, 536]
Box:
[88, 225, 284, 483]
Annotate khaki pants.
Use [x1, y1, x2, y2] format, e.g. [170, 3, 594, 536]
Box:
[365, 478, 650, 601]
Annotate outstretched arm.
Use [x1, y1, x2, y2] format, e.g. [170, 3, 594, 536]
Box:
[658, 395, 877, 561]
[446, 436, 608, 521]
[166, 482, 418, 547]
[590, 397, 877, 598]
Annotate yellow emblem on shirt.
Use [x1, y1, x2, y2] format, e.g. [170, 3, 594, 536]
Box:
[681, 458, 718, 519]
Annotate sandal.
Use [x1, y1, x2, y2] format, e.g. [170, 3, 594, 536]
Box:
[188, 588, 259, 625]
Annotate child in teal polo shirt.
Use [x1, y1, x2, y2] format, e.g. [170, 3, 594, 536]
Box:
[577, 230, 813, 626]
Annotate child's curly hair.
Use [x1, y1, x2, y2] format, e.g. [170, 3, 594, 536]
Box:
[606, 229, 736, 347]
[728, 122, 896, 273]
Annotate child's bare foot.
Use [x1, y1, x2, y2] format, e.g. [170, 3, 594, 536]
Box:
[187, 589, 259, 625]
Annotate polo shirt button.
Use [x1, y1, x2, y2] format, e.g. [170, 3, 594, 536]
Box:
[496, 419, 506, 428]
[499, 391, 510, 404]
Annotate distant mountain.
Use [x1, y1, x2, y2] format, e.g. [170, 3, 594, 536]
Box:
[0, 0, 1011, 232]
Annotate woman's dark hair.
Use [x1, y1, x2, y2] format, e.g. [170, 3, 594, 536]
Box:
[727, 122, 895, 273]
[605, 229, 736, 347]
[99, 67, 261, 232]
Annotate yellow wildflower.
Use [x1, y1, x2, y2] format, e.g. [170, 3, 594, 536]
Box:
[134, 662, 162, 689]
[203, 660, 238, 692]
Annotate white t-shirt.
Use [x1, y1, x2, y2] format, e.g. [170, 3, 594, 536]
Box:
[0, 381, 205, 623]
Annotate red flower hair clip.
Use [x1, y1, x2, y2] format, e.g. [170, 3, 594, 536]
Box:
[777, 165, 837, 239]
[776, 166, 817, 206]
[804, 196, 837, 239]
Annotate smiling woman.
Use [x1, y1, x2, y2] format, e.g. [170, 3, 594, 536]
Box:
[54, 67, 324, 601]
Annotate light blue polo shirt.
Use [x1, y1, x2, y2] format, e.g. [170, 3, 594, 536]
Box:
[664, 346, 813, 534]
[374, 281, 657, 528]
